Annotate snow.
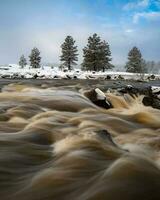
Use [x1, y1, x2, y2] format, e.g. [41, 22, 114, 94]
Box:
[126, 84, 133, 88]
[151, 86, 160, 94]
[151, 86, 160, 99]
[95, 88, 106, 100]
[0, 64, 160, 80]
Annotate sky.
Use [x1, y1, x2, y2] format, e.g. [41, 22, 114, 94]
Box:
[0, 0, 160, 65]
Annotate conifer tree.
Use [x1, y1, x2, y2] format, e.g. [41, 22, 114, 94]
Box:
[100, 41, 114, 72]
[19, 55, 27, 68]
[29, 47, 41, 68]
[82, 33, 113, 71]
[60, 36, 78, 70]
[82, 33, 101, 71]
[125, 47, 146, 73]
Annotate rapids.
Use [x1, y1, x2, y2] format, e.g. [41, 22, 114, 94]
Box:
[0, 83, 160, 200]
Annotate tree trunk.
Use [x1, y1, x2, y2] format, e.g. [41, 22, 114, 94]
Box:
[93, 65, 96, 71]
[68, 60, 71, 71]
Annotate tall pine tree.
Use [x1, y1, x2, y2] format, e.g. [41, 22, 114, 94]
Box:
[125, 47, 146, 73]
[19, 55, 27, 68]
[82, 33, 101, 71]
[60, 36, 78, 70]
[29, 47, 41, 68]
[82, 34, 113, 71]
[100, 41, 114, 72]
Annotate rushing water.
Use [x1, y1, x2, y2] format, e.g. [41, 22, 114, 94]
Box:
[0, 83, 160, 200]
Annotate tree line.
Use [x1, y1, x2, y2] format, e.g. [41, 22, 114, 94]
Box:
[19, 33, 159, 73]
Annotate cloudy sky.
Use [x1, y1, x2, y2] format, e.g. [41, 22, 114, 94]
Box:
[0, 0, 160, 65]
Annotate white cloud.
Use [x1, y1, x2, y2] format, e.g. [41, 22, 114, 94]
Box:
[125, 29, 134, 33]
[133, 11, 160, 23]
[123, 0, 149, 10]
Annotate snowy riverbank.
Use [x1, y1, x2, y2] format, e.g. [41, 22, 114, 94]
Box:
[0, 64, 160, 80]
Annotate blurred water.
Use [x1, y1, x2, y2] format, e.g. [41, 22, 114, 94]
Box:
[0, 83, 159, 200]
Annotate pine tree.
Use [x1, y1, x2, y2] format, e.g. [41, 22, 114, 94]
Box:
[19, 55, 27, 68]
[82, 33, 101, 71]
[82, 33, 113, 71]
[29, 47, 41, 68]
[60, 36, 78, 70]
[125, 47, 146, 73]
[100, 41, 114, 72]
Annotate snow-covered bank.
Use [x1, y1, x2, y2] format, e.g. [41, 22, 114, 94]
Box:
[0, 64, 160, 80]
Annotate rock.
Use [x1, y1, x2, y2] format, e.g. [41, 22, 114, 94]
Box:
[53, 75, 60, 79]
[142, 86, 160, 109]
[148, 74, 156, 80]
[142, 96, 160, 109]
[66, 75, 72, 79]
[96, 129, 117, 146]
[117, 75, 124, 80]
[95, 88, 106, 100]
[84, 88, 113, 109]
[34, 74, 38, 79]
[96, 129, 128, 152]
[105, 75, 111, 80]
[118, 85, 139, 97]
[117, 84, 160, 109]
[151, 86, 160, 99]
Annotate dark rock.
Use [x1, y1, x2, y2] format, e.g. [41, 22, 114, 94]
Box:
[105, 75, 111, 80]
[97, 129, 114, 144]
[118, 85, 139, 97]
[84, 88, 113, 109]
[148, 74, 156, 80]
[93, 99, 112, 109]
[150, 86, 160, 97]
[66, 75, 72, 79]
[53, 75, 59, 79]
[1, 75, 11, 78]
[34, 74, 38, 79]
[143, 96, 160, 109]
[63, 69, 68, 72]
[96, 129, 129, 152]
[117, 75, 124, 80]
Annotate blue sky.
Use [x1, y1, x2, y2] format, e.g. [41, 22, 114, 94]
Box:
[0, 0, 160, 65]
